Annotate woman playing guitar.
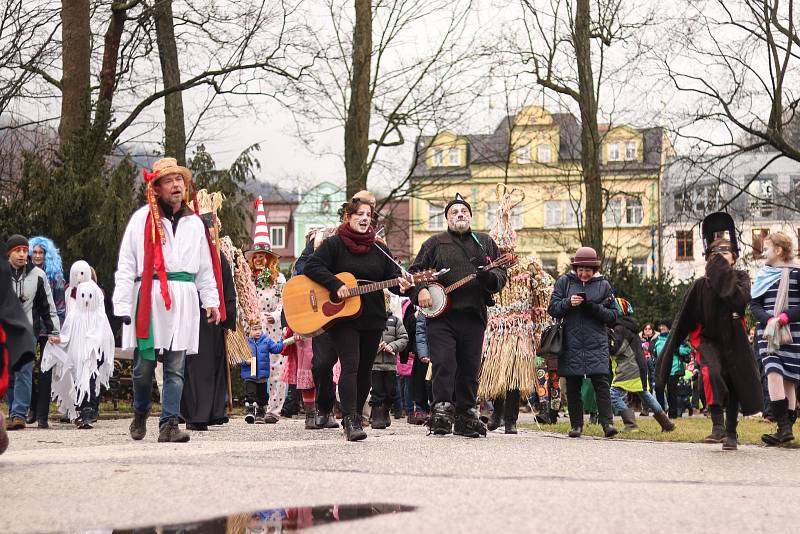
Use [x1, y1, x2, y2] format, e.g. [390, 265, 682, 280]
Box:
[303, 196, 412, 441]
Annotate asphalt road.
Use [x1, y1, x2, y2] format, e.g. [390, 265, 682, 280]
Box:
[3, 413, 799, 533]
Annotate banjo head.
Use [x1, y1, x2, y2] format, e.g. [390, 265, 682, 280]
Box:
[419, 282, 447, 318]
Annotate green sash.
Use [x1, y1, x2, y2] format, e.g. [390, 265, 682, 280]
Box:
[134, 272, 196, 360]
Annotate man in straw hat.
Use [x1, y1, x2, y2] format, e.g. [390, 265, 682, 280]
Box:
[113, 157, 224, 443]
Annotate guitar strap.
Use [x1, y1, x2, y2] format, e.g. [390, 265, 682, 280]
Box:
[447, 232, 488, 272]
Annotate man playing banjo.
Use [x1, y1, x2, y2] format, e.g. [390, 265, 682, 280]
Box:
[411, 193, 507, 437]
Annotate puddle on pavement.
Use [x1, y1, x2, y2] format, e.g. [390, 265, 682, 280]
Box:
[80, 503, 416, 533]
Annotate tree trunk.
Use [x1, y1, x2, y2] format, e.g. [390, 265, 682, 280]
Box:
[574, 0, 603, 258]
[154, 0, 186, 164]
[92, 1, 129, 141]
[59, 0, 91, 149]
[344, 0, 372, 198]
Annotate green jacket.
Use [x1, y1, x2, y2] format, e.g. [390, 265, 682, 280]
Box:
[652, 331, 691, 376]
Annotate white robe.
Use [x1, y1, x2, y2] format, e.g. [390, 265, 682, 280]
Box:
[112, 204, 220, 355]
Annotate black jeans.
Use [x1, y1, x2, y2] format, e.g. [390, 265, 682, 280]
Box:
[667, 374, 681, 418]
[244, 380, 268, 407]
[411, 355, 431, 411]
[326, 325, 383, 417]
[565, 374, 613, 428]
[30, 337, 52, 421]
[312, 332, 338, 414]
[492, 389, 521, 424]
[426, 311, 486, 412]
[369, 370, 397, 406]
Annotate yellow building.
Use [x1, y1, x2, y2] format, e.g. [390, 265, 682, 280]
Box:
[409, 106, 673, 274]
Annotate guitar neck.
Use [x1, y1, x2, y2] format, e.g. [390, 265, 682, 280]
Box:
[444, 274, 476, 294]
[347, 278, 399, 297]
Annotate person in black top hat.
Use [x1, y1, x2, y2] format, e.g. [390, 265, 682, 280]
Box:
[410, 193, 507, 437]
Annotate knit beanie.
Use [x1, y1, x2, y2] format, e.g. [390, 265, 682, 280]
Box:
[5, 234, 28, 255]
[444, 193, 472, 216]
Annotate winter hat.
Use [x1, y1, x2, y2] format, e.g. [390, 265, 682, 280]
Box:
[615, 297, 634, 317]
[571, 246, 601, 268]
[658, 318, 672, 330]
[444, 193, 472, 216]
[246, 195, 279, 260]
[5, 234, 28, 255]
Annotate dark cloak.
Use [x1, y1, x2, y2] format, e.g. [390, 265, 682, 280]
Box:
[0, 258, 35, 388]
[656, 255, 762, 414]
[181, 254, 237, 425]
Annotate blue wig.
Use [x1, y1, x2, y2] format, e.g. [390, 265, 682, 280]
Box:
[28, 236, 64, 284]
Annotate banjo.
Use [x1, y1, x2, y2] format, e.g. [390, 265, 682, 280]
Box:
[419, 253, 516, 319]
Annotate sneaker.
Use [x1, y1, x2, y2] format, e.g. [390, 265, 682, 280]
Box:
[244, 402, 256, 424]
[426, 402, 454, 436]
[264, 413, 280, 424]
[453, 409, 487, 438]
[256, 405, 268, 424]
[158, 417, 190, 443]
[76, 408, 94, 429]
[5, 416, 25, 431]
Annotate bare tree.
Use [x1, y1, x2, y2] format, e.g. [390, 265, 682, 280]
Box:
[153, 0, 186, 164]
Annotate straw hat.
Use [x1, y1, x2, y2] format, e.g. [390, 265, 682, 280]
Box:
[151, 157, 192, 186]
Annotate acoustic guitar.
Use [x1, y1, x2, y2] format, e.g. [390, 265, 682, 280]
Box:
[284, 269, 444, 336]
[418, 253, 517, 319]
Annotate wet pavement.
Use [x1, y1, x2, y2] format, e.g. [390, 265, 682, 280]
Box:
[3, 413, 800, 533]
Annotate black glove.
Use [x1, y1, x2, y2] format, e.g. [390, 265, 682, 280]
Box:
[119, 315, 131, 325]
[476, 269, 494, 286]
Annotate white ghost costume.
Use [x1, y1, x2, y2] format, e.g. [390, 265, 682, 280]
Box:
[66, 260, 93, 315]
[43, 280, 115, 419]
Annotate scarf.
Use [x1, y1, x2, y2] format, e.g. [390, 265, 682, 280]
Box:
[751, 266, 787, 298]
[337, 222, 376, 254]
[763, 267, 793, 353]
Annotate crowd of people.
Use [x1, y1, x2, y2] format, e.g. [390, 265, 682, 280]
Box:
[1, 156, 798, 454]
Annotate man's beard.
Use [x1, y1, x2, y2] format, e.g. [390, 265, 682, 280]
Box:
[448, 219, 470, 234]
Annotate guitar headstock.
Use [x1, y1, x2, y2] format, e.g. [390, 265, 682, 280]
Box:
[411, 269, 446, 283]
[480, 253, 517, 271]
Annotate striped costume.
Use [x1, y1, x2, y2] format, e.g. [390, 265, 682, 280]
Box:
[752, 267, 800, 383]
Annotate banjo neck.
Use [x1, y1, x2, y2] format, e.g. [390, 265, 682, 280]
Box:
[442, 254, 512, 295]
[443, 273, 476, 295]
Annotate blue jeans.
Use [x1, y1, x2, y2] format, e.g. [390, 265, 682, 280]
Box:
[5, 358, 34, 419]
[610, 386, 664, 414]
[133, 350, 186, 423]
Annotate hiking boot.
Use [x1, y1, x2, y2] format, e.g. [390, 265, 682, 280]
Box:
[369, 405, 386, 429]
[454, 409, 487, 438]
[342, 414, 367, 442]
[762, 399, 795, 446]
[568, 426, 583, 438]
[244, 402, 256, 424]
[129, 410, 148, 440]
[704, 409, 725, 443]
[158, 417, 190, 443]
[653, 411, 676, 432]
[426, 402, 454, 436]
[305, 406, 321, 430]
[256, 405, 267, 424]
[620, 408, 639, 432]
[407, 410, 425, 425]
[0, 413, 8, 454]
[603, 423, 619, 438]
[264, 412, 279, 424]
[76, 408, 94, 429]
[722, 433, 738, 451]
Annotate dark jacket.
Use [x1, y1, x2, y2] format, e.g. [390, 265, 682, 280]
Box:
[1, 259, 35, 375]
[409, 230, 507, 325]
[242, 334, 284, 380]
[547, 271, 617, 377]
[373, 313, 408, 371]
[655, 255, 763, 414]
[303, 236, 402, 331]
[611, 315, 648, 391]
[9, 260, 59, 335]
[398, 299, 417, 364]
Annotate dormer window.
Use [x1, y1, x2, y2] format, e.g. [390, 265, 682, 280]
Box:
[432, 148, 444, 166]
[537, 144, 551, 163]
[447, 148, 460, 166]
[625, 141, 637, 160]
[517, 145, 531, 164]
[608, 142, 620, 162]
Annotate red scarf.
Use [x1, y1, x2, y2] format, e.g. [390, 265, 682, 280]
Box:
[337, 223, 376, 254]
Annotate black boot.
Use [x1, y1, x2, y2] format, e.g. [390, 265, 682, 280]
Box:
[620, 408, 639, 432]
[487, 397, 504, 431]
[370, 405, 386, 429]
[129, 409, 148, 440]
[762, 398, 794, 446]
[384, 404, 392, 428]
[568, 426, 583, 438]
[704, 407, 725, 443]
[305, 405, 321, 430]
[503, 390, 519, 434]
[653, 411, 676, 432]
[602, 422, 619, 438]
[244, 402, 256, 424]
[342, 414, 367, 441]
[426, 402, 454, 436]
[454, 408, 487, 438]
[256, 404, 267, 424]
[722, 432, 738, 450]
[25, 409, 35, 425]
[158, 417, 190, 443]
[504, 419, 518, 434]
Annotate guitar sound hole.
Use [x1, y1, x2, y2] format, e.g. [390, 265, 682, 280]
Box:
[322, 300, 346, 317]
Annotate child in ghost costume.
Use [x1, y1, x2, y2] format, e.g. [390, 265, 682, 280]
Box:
[66, 260, 94, 314]
[43, 280, 115, 429]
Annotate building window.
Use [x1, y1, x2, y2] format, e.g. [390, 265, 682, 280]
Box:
[432, 149, 444, 166]
[608, 142, 620, 162]
[625, 141, 637, 161]
[541, 258, 558, 274]
[428, 202, 445, 231]
[752, 228, 770, 259]
[748, 178, 774, 218]
[486, 202, 523, 230]
[565, 199, 581, 227]
[676, 230, 693, 261]
[791, 176, 800, 209]
[673, 191, 691, 214]
[625, 196, 643, 225]
[517, 145, 531, 164]
[537, 143, 551, 163]
[447, 148, 460, 166]
[269, 226, 286, 249]
[696, 185, 721, 213]
[544, 200, 563, 228]
[632, 257, 648, 276]
[605, 197, 622, 226]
